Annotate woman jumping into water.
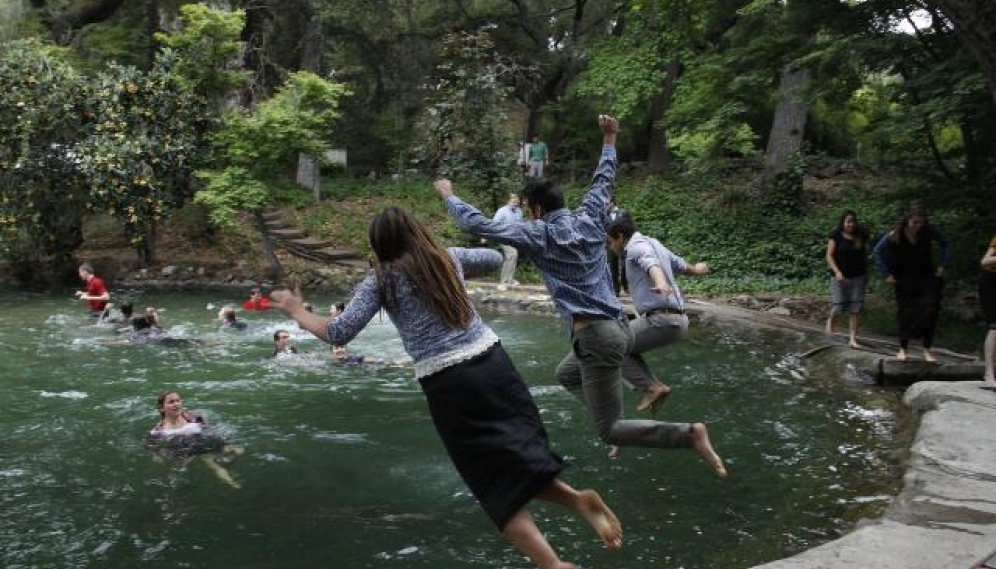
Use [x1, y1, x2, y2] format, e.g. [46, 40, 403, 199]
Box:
[271, 207, 622, 569]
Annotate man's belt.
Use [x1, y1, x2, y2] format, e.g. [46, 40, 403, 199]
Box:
[645, 306, 685, 316]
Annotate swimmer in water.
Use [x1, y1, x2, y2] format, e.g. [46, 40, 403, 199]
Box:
[148, 391, 242, 488]
[218, 306, 248, 331]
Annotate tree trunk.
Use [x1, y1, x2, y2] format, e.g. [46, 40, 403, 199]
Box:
[43, 0, 127, 44]
[296, 0, 323, 202]
[255, 212, 284, 281]
[646, 60, 682, 174]
[758, 65, 811, 191]
[926, 0, 996, 105]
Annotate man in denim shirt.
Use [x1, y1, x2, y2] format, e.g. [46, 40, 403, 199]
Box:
[434, 116, 726, 473]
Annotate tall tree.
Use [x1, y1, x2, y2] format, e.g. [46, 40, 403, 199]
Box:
[924, 0, 996, 104]
[0, 40, 89, 286]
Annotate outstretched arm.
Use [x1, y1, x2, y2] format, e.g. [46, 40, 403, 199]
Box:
[578, 115, 619, 224]
[270, 289, 331, 341]
[435, 180, 544, 251]
[271, 277, 380, 346]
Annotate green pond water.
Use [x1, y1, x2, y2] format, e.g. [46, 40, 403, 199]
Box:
[0, 289, 910, 569]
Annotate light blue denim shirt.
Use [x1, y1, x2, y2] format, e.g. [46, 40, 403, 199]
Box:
[446, 144, 623, 326]
[493, 204, 523, 224]
[327, 248, 502, 378]
[624, 232, 688, 315]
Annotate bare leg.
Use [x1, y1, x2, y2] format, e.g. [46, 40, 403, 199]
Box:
[825, 312, 835, 336]
[689, 423, 728, 477]
[984, 329, 996, 385]
[502, 509, 576, 569]
[848, 313, 861, 348]
[202, 455, 240, 489]
[536, 479, 623, 550]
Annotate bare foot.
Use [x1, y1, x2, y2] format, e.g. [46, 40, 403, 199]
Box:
[577, 490, 623, 550]
[896, 349, 907, 361]
[848, 338, 861, 349]
[923, 350, 937, 363]
[689, 423, 728, 478]
[637, 382, 671, 414]
[607, 445, 622, 459]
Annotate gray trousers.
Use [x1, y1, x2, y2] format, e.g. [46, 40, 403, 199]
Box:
[499, 245, 518, 284]
[555, 318, 692, 449]
[624, 313, 689, 391]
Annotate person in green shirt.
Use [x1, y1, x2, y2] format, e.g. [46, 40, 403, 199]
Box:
[527, 133, 549, 178]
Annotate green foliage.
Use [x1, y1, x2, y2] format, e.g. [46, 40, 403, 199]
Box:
[616, 173, 903, 284]
[571, 28, 666, 121]
[77, 54, 214, 264]
[0, 39, 89, 285]
[155, 4, 247, 102]
[195, 71, 350, 226]
[411, 27, 523, 211]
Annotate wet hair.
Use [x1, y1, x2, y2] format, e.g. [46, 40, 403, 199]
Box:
[273, 329, 290, 341]
[522, 178, 564, 215]
[132, 315, 152, 331]
[368, 207, 473, 329]
[156, 391, 179, 419]
[78, 262, 94, 275]
[334, 302, 345, 312]
[120, 302, 133, 318]
[223, 308, 237, 322]
[606, 216, 638, 240]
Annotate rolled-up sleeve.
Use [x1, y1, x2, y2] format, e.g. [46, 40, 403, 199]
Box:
[630, 241, 662, 274]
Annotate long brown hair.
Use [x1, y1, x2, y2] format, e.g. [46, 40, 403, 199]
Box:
[368, 207, 473, 329]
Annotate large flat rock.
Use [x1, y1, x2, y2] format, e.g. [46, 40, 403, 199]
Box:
[748, 381, 996, 569]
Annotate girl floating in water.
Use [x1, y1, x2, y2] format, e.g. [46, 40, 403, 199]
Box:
[271, 207, 622, 569]
[148, 391, 242, 488]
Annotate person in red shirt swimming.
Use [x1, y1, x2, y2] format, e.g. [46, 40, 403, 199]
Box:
[75, 262, 109, 315]
[242, 287, 271, 310]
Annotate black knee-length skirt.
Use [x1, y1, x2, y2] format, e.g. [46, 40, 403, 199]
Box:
[418, 342, 565, 530]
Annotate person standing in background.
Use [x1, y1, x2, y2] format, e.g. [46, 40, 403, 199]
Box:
[527, 133, 548, 179]
[493, 193, 523, 285]
[872, 202, 952, 362]
[825, 210, 869, 349]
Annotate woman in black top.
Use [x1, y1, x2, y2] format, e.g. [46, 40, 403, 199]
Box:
[872, 204, 951, 362]
[825, 210, 868, 348]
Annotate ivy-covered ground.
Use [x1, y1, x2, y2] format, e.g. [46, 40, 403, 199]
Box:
[76, 162, 990, 355]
